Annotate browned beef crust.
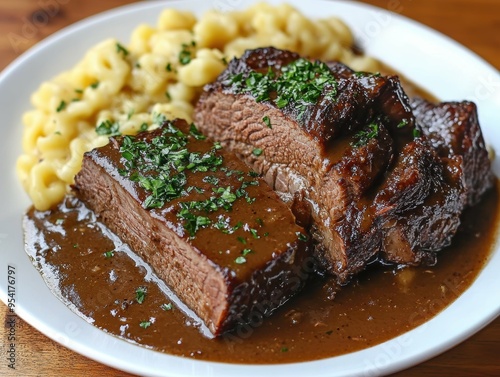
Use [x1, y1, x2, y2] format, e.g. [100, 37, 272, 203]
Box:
[195, 47, 493, 279]
[74, 118, 311, 336]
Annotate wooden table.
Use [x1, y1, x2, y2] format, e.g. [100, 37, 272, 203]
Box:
[1, 0, 499, 376]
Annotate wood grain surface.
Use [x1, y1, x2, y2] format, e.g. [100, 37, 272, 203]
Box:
[1, 0, 499, 376]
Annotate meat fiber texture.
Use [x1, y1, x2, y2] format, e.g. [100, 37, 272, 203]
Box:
[195, 47, 494, 283]
[74, 118, 312, 336]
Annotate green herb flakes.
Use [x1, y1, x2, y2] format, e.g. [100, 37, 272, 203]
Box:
[161, 303, 173, 311]
[56, 100, 66, 112]
[116, 42, 129, 57]
[179, 41, 196, 65]
[96, 120, 121, 136]
[242, 248, 253, 256]
[263, 115, 272, 128]
[118, 121, 259, 238]
[135, 287, 147, 304]
[103, 250, 114, 258]
[252, 148, 263, 156]
[352, 123, 379, 147]
[139, 321, 151, 329]
[230, 58, 337, 119]
[296, 232, 308, 242]
[189, 123, 206, 140]
[397, 119, 409, 128]
[235, 256, 246, 264]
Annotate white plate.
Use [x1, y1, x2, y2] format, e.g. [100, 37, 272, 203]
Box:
[0, 1, 499, 376]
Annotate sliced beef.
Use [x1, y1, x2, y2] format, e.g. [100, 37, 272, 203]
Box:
[411, 98, 494, 206]
[195, 47, 494, 276]
[73, 118, 311, 336]
[373, 138, 466, 265]
[374, 99, 493, 265]
[195, 47, 416, 282]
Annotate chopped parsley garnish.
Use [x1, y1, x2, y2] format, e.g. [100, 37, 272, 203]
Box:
[242, 248, 253, 256]
[140, 123, 148, 132]
[103, 250, 114, 258]
[90, 81, 100, 89]
[262, 115, 272, 129]
[413, 128, 422, 138]
[397, 119, 409, 128]
[116, 42, 129, 57]
[56, 100, 66, 112]
[135, 286, 147, 304]
[118, 121, 260, 237]
[203, 175, 219, 186]
[252, 148, 263, 156]
[178, 211, 211, 236]
[352, 123, 379, 147]
[229, 58, 337, 119]
[237, 236, 247, 244]
[235, 256, 246, 264]
[281, 346, 289, 352]
[189, 123, 206, 140]
[250, 229, 260, 239]
[139, 321, 151, 329]
[74, 88, 83, 94]
[152, 112, 167, 125]
[166, 63, 172, 72]
[179, 41, 196, 65]
[55, 218, 64, 225]
[296, 232, 308, 242]
[354, 71, 381, 78]
[161, 303, 173, 311]
[96, 120, 121, 136]
[235, 248, 253, 264]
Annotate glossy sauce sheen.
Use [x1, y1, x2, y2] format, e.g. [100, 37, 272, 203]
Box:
[24, 182, 499, 363]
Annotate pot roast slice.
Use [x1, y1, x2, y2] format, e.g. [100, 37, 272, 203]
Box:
[411, 97, 494, 206]
[373, 138, 467, 265]
[375, 98, 494, 265]
[195, 47, 494, 275]
[195, 47, 419, 282]
[74, 118, 311, 336]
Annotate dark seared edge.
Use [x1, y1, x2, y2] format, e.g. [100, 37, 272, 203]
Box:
[74, 119, 311, 336]
[195, 47, 494, 276]
[373, 138, 467, 265]
[411, 97, 494, 206]
[195, 47, 413, 282]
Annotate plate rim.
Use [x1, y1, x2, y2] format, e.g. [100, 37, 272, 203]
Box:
[0, 1, 499, 376]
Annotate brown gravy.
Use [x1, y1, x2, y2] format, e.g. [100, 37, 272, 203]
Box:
[23, 182, 499, 364]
